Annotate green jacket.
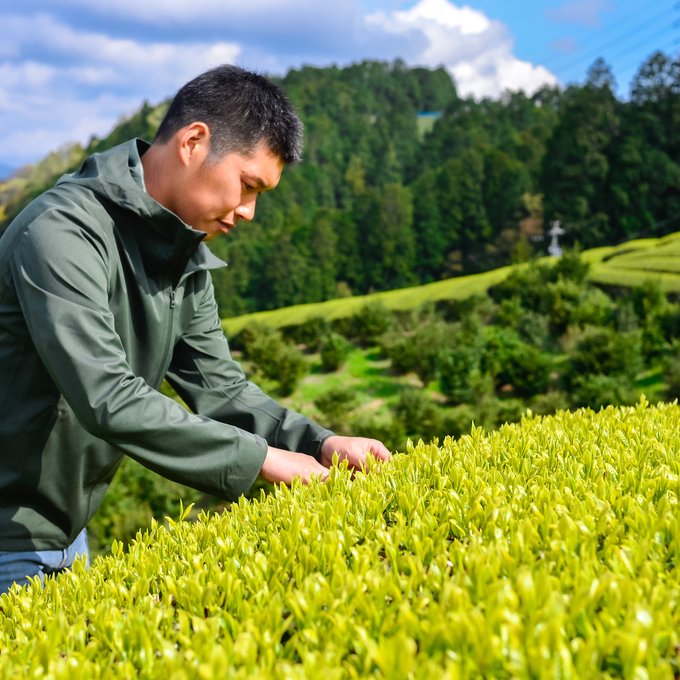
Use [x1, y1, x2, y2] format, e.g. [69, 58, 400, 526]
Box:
[0, 139, 333, 551]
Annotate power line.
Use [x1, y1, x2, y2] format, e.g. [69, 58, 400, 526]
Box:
[613, 40, 678, 93]
[528, 1, 678, 93]
[543, 5, 673, 75]
[560, 22, 678, 85]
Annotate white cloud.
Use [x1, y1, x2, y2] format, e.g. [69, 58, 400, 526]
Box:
[0, 89, 144, 165]
[0, 1, 559, 167]
[0, 12, 242, 166]
[0, 13, 241, 96]
[366, 0, 557, 98]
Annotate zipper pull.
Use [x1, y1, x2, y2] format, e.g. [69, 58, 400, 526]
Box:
[170, 290, 176, 309]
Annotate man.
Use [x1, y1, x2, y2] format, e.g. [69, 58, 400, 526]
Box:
[0, 65, 390, 594]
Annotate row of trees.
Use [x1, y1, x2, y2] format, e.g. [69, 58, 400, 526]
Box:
[2, 53, 678, 316]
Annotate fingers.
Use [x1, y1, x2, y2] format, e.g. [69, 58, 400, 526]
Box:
[261, 446, 331, 486]
[367, 439, 392, 462]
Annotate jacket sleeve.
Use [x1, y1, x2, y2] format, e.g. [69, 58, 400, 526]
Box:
[10, 211, 267, 500]
[165, 273, 335, 459]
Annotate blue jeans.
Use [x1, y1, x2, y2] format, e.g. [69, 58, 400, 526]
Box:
[0, 529, 90, 595]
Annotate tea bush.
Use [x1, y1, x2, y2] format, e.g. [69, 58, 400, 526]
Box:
[239, 323, 308, 396]
[1, 399, 679, 678]
[319, 332, 352, 372]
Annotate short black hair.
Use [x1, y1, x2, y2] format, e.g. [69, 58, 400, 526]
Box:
[154, 64, 303, 165]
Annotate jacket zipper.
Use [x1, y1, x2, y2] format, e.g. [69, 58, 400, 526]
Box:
[155, 242, 197, 386]
[153, 285, 178, 387]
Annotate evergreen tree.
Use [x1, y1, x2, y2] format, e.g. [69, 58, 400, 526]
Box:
[541, 58, 621, 248]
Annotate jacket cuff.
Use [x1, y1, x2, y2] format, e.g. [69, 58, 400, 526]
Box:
[225, 434, 269, 499]
[313, 430, 337, 462]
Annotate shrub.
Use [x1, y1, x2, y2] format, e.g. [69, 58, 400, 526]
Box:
[271, 344, 309, 396]
[495, 299, 552, 350]
[488, 260, 554, 308]
[494, 397, 527, 427]
[393, 387, 443, 442]
[439, 403, 477, 437]
[319, 332, 352, 372]
[493, 296, 524, 329]
[541, 278, 584, 334]
[529, 390, 570, 417]
[663, 347, 680, 401]
[630, 278, 667, 320]
[231, 320, 274, 354]
[615, 299, 639, 333]
[241, 325, 308, 396]
[552, 248, 590, 284]
[313, 385, 359, 432]
[438, 346, 481, 404]
[570, 373, 638, 410]
[489, 253, 591, 335]
[382, 320, 451, 385]
[658, 302, 680, 342]
[286, 315, 333, 352]
[571, 286, 614, 328]
[567, 327, 643, 382]
[347, 411, 406, 453]
[2, 400, 678, 677]
[516, 311, 551, 349]
[348, 302, 395, 345]
[434, 294, 495, 324]
[480, 326, 553, 398]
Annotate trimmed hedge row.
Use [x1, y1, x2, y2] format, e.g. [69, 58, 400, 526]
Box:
[1, 398, 679, 678]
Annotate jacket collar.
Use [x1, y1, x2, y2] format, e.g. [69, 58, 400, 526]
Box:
[63, 139, 228, 284]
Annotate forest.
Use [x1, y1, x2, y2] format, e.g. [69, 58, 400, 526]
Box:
[1, 52, 678, 318]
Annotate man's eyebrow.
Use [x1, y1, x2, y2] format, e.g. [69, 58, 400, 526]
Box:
[244, 175, 270, 191]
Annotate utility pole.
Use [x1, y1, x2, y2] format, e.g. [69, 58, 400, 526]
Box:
[547, 220, 565, 257]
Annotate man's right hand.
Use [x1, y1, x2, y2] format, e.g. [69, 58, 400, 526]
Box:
[259, 446, 330, 485]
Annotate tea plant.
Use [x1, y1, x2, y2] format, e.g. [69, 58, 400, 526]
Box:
[1, 398, 679, 678]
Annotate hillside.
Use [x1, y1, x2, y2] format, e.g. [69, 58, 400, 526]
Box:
[222, 231, 680, 336]
[2, 400, 678, 677]
[1, 53, 677, 318]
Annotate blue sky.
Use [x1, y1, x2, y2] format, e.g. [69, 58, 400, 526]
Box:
[0, 0, 676, 173]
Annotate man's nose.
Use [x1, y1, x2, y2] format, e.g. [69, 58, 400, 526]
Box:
[235, 196, 257, 222]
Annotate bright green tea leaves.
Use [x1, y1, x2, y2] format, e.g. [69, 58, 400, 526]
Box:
[1, 398, 679, 678]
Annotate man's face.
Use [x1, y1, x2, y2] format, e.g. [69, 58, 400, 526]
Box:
[172, 140, 284, 240]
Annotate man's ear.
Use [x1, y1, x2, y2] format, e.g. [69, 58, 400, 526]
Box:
[177, 122, 210, 167]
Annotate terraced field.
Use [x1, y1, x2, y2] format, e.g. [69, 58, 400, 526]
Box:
[586, 232, 680, 293]
[223, 231, 680, 335]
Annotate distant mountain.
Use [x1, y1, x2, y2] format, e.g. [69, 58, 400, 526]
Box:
[0, 162, 18, 181]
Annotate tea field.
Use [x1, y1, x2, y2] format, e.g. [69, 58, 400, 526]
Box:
[1, 399, 679, 678]
[223, 231, 680, 337]
[587, 234, 680, 294]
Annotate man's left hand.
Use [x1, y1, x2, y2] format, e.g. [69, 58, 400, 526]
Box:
[319, 435, 391, 471]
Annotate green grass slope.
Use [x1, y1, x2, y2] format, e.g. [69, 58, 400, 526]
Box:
[584, 232, 680, 293]
[223, 232, 680, 336]
[222, 266, 512, 336]
[1, 399, 678, 678]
